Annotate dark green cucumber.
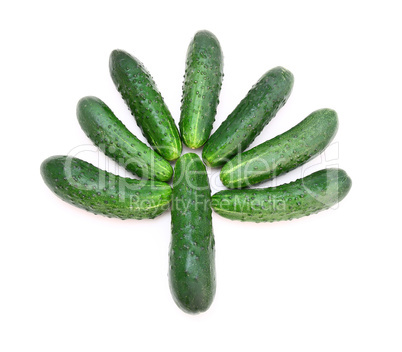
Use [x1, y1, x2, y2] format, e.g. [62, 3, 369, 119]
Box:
[212, 168, 351, 222]
[179, 30, 223, 149]
[41, 156, 172, 220]
[169, 153, 215, 313]
[202, 66, 294, 167]
[109, 49, 182, 161]
[220, 108, 338, 188]
[77, 96, 173, 182]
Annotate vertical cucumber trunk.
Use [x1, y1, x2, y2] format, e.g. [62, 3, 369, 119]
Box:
[179, 30, 223, 149]
[109, 49, 182, 161]
[77, 96, 173, 182]
[169, 153, 215, 313]
[202, 66, 294, 167]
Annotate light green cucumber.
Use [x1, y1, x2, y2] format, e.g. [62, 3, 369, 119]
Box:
[212, 168, 352, 222]
[169, 153, 215, 314]
[202, 66, 294, 167]
[220, 108, 338, 188]
[41, 156, 172, 220]
[77, 96, 173, 182]
[179, 30, 223, 149]
[109, 49, 182, 161]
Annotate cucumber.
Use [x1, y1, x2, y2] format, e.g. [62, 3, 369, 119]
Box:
[202, 66, 294, 167]
[169, 153, 215, 313]
[220, 108, 338, 188]
[109, 49, 182, 161]
[212, 168, 351, 222]
[41, 156, 172, 220]
[77, 96, 173, 182]
[179, 30, 223, 149]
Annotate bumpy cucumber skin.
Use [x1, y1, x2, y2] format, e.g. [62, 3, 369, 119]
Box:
[77, 96, 173, 182]
[202, 66, 294, 167]
[212, 168, 351, 222]
[41, 156, 172, 220]
[169, 153, 215, 314]
[109, 49, 182, 161]
[220, 108, 338, 188]
[179, 30, 223, 149]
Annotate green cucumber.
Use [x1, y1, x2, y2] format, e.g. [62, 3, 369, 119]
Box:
[109, 49, 182, 161]
[169, 153, 215, 313]
[77, 96, 173, 182]
[41, 156, 172, 220]
[212, 168, 351, 222]
[220, 108, 338, 188]
[179, 30, 223, 149]
[202, 66, 294, 167]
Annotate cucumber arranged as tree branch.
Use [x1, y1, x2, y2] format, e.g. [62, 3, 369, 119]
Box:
[109, 49, 182, 161]
[212, 168, 352, 222]
[169, 153, 215, 313]
[202, 66, 294, 167]
[220, 108, 339, 188]
[179, 30, 223, 149]
[41, 156, 172, 220]
[77, 96, 173, 182]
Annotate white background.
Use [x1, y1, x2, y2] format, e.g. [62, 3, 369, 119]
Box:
[1, 0, 401, 351]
